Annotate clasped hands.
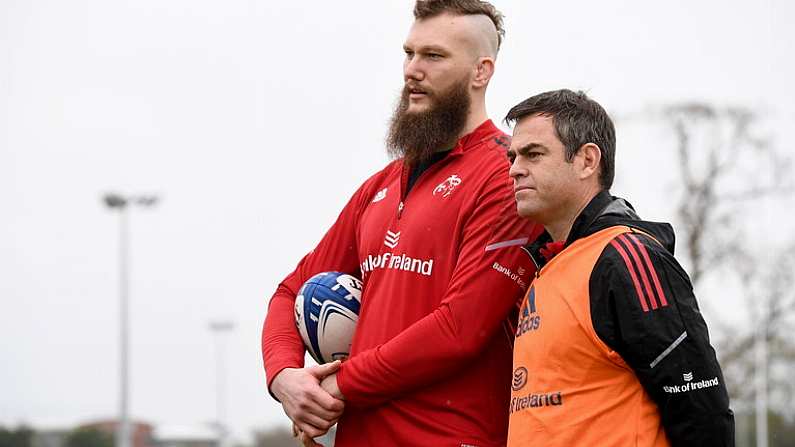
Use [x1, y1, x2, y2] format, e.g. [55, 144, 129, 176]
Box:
[271, 360, 346, 447]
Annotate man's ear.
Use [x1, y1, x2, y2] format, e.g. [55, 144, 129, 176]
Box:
[472, 57, 495, 89]
[577, 143, 602, 181]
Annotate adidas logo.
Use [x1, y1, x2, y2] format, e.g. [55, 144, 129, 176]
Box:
[384, 230, 401, 249]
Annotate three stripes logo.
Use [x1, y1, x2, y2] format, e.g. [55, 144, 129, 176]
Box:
[527, 286, 537, 314]
[384, 230, 401, 249]
[609, 233, 669, 312]
[515, 286, 541, 337]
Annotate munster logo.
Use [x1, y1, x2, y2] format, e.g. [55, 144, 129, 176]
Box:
[433, 175, 462, 198]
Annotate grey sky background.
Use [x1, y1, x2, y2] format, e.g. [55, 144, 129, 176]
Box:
[2, 0, 794, 442]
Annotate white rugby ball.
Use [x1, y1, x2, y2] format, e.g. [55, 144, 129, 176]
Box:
[294, 271, 362, 364]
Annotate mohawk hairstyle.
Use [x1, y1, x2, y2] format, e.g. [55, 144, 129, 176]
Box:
[413, 0, 505, 50]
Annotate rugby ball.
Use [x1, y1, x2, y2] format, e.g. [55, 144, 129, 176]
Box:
[294, 271, 362, 364]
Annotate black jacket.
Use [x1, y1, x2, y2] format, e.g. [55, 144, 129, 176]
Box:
[525, 190, 735, 447]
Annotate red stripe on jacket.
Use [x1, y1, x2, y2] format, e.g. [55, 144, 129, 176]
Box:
[609, 239, 650, 312]
[626, 234, 668, 307]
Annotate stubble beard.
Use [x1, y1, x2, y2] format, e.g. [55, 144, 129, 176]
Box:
[386, 77, 471, 166]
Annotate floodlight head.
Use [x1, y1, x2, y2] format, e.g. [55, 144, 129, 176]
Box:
[209, 321, 235, 332]
[102, 193, 160, 210]
[135, 196, 159, 207]
[103, 193, 128, 209]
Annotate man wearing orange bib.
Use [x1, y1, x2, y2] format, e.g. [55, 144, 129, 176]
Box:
[504, 89, 734, 446]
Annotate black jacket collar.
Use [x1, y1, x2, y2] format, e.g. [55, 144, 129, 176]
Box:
[525, 190, 660, 269]
[565, 190, 616, 246]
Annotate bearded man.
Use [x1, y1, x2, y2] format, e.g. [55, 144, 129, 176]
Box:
[261, 1, 542, 446]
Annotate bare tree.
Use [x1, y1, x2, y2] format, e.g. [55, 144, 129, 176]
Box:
[657, 103, 795, 420]
[663, 103, 790, 286]
[722, 245, 795, 408]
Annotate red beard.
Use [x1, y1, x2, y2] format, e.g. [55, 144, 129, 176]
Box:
[386, 77, 471, 166]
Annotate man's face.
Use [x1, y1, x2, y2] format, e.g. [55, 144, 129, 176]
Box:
[386, 13, 481, 165]
[402, 13, 476, 114]
[508, 114, 580, 224]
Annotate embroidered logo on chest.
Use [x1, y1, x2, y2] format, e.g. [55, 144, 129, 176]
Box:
[371, 187, 388, 203]
[383, 230, 400, 249]
[433, 174, 462, 198]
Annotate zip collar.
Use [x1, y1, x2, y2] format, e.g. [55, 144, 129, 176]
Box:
[524, 191, 631, 270]
[522, 191, 676, 272]
[397, 119, 505, 213]
[449, 119, 504, 157]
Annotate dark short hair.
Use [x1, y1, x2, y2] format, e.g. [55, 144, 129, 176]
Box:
[413, 0, 505, 51]
[505, 89, 616, 190]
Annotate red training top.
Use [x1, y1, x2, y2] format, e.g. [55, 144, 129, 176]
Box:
[262, 120, 542, 446]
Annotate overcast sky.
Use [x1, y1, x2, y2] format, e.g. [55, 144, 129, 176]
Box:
[2, 0, 794, 442]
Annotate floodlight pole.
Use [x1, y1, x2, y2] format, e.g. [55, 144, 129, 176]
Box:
[209, 320, 235, 447]
[755, 321, 768, 447]
[103, 193, 159, 447]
